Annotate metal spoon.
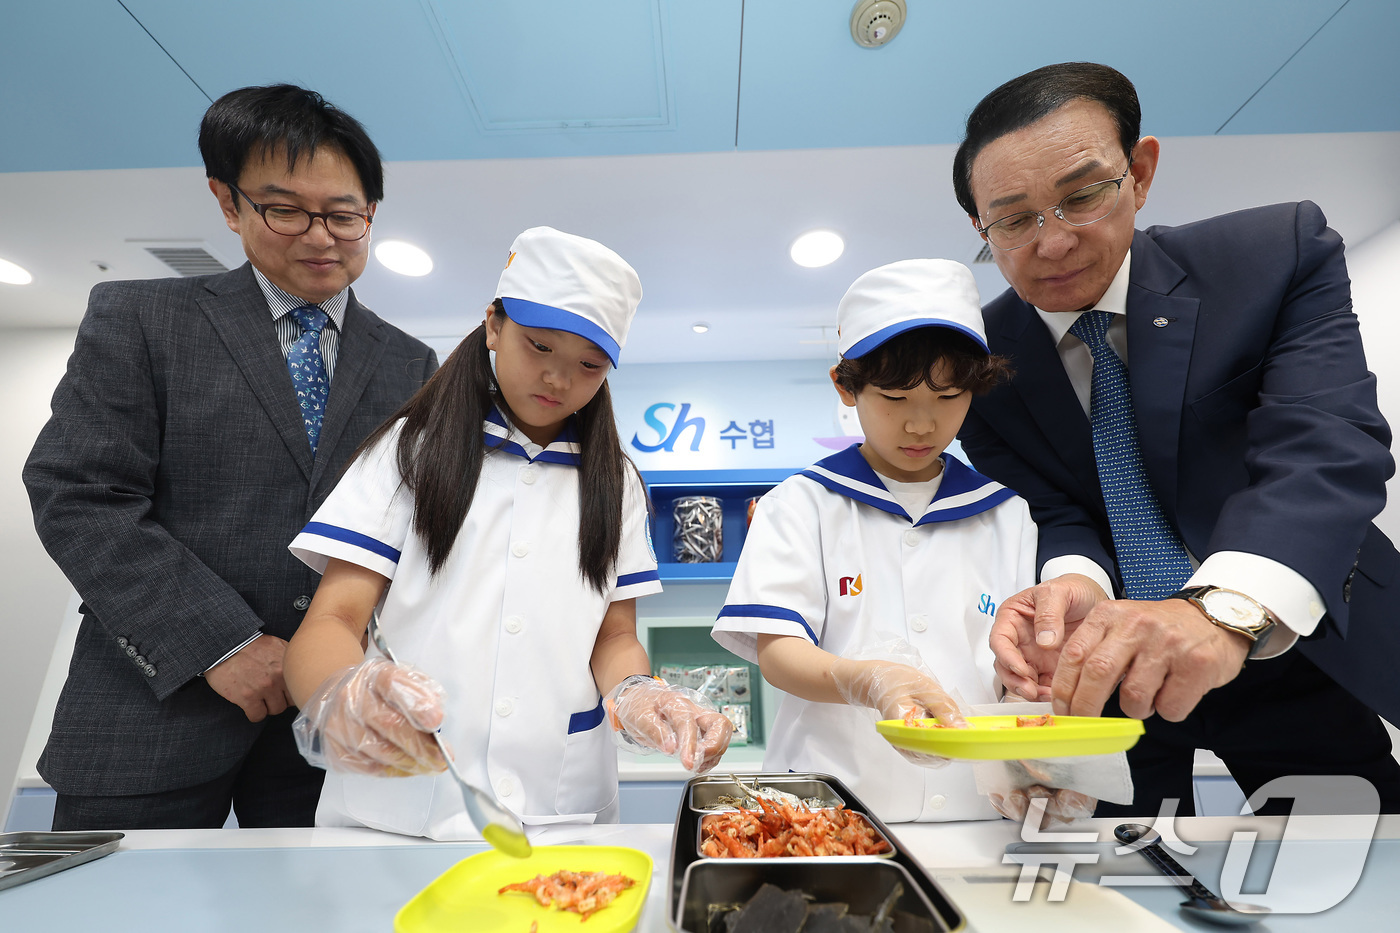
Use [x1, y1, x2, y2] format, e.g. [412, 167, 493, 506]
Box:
[368, 611, 531, 858]
[1114, 823, 1270, 926]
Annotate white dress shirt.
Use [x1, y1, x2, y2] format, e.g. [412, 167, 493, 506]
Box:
[1034, 251, 1318, 655]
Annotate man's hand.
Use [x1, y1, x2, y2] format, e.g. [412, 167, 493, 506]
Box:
[1053, 598, 1250, 720]
[205, 635, 295, 722]
[991, 575, 1107, 701]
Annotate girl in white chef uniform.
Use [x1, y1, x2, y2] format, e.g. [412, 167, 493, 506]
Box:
[283, 227, 732, 840]
[714, 259, 1086, 824]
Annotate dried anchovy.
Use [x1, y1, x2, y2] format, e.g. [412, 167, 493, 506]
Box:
[674, 496, 724, 563]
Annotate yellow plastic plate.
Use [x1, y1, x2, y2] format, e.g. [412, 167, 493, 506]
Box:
[876, 715, 1144, 760]
[395, 844, 652, 933]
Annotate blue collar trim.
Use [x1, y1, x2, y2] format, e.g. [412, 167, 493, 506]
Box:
[799, 444, 1015, 525]
[483, 405, 582, 465]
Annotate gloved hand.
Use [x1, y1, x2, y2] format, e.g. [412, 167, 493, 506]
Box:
[606, 676, 733, 773]
[293, 659, 449, 777]
[989, 783, 1098, 825]
[830, 657, 965, 767]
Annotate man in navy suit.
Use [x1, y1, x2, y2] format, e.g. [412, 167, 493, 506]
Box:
[25, 86, 437, 829]
[953, 62, 1400, 815]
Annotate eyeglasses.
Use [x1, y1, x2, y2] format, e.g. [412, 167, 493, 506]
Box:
[976, 164, 1132, 251]
[228, 183, 372, 241]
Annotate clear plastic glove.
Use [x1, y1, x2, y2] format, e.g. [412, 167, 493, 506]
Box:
[606, 675, 733, 773]
[830, 656, 966, 768]
[293, 659, 449, 777]
[988, 782, 1098, 825]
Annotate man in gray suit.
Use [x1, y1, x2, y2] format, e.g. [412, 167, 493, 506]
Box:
[24, 85, 438, 829]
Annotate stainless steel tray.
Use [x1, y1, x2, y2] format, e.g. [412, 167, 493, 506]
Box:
[677, 857, 942, 932]
[688, 775, 846, 812]
[0, 831, 124, 892]
[668, 772, 964, 931]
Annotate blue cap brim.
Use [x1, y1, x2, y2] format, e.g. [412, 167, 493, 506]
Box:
[844, 318, 989, 359]
[499, 296, 622, 366]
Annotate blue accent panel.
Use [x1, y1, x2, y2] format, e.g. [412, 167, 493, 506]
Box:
[500, 296, 622, 366]
[567, 699, 606, 734]
[845, 319, 988, 359]
[717, 603, 818, 645]
[300, 523, 402, 564]
[657, 562, 740, 583]
[616, 569, 661, 588]
[642, 468, 795, 488]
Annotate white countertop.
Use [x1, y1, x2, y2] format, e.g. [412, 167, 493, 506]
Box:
[3, 815, 1398, 931]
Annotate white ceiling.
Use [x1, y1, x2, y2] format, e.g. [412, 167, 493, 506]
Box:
[2, 129, 1398, 363]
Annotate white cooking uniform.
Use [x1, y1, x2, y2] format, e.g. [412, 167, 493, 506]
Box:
[713, 444, 1036, 822]
[290, 408, 661, 840]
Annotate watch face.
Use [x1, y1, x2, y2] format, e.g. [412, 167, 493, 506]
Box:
[1200, 589, 1266, 630]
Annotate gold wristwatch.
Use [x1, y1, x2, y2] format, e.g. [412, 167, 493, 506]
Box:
[1169, 585, 1279, 659]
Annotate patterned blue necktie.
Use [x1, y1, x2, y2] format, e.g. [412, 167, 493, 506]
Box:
[1069, 310, 1193, 599]
[287, 305, 330, 456]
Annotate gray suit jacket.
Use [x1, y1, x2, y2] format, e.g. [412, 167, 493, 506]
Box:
[24, 263, 438, 795]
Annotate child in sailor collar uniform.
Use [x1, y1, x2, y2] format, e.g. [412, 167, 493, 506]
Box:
[714, 259, 1039, 823]
[283, 227, 732, 841]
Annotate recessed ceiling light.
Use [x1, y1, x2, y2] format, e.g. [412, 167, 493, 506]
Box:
[0, 257, 33, 285]
[790, 230, 844, 268]
[692, 322, 710, 334]
[375, 240, 433, 277]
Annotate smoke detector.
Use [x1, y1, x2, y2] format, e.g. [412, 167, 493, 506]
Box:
[850, 0, 906, 48]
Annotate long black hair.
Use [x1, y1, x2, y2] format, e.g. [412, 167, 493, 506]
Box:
[354, 301, 633, 592]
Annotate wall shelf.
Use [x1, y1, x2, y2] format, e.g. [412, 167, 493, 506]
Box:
[643, 467, 796, 584]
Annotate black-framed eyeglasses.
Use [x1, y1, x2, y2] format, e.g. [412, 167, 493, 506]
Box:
[228, 183, 373, 241]
[976, 164, 1132, 251]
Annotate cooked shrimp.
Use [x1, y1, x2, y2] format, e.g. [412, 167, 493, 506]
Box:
[499, 870, 636, 920]
[699, 803, 890, 858]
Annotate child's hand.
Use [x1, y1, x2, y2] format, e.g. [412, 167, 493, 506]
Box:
[831, 658, 966, 725]
[989, 784, 1098, 824]
[830, 658, 964, 767]
[606, 677, 734, 773]
[292, 659, 449, 776]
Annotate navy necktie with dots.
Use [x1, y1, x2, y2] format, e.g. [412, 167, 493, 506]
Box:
[1068, 309, 1194, 599]
[287, 305, 330, 456]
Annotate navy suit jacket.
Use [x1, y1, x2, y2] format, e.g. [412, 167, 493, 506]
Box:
[25, 264, 438, 796]
[959, 201, 1400, 725]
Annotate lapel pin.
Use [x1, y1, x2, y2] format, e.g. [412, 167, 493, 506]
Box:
[1152, 316, 1175, 328]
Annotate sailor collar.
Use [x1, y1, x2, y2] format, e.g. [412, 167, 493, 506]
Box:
[800, 444, 1015, 525]
[483, 406, 582, 466]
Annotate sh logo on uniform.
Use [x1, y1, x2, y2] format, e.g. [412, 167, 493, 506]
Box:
[839, 574, 863, 597]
